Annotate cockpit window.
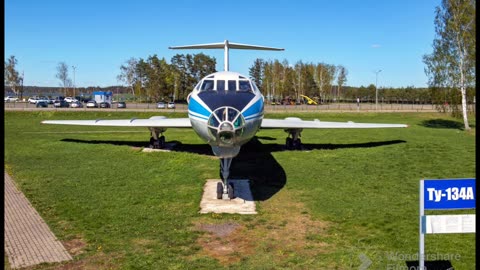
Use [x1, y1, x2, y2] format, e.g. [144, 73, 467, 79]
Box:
[201, 80, 214, 91]
[194, 81, 201, 91]
[228, 80, 236, 91]
[217, 80, 225, 91]
[239, 80, 252, 92]
[251, 80, 259, 92]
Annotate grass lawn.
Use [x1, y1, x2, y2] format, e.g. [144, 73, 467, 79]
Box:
[4, 111, 476, 269]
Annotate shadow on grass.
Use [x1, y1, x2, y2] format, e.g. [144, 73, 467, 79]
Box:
[230, 137, 287, 201]
[61, 138, 147, 148]
[61, 138, 214, 156]
[60, 138, 405, 201]
[420, 119, 472, 130]
[61, 137, 287, 201]
[301, 140, 407, 151]
[406, 260, 453, 270]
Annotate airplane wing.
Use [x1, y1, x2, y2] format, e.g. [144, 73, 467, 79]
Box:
[41, 116, 192, 128]
[261, 117, 408, 129]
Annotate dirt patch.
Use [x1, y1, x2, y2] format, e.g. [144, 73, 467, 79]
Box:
[196, 222, 241, 237]
[193, 190, 332, 266]
[62, 237, 87, 256]
[194, 222, 255, 265]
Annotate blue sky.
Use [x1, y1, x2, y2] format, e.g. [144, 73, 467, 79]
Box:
[5, 0, 440, 88]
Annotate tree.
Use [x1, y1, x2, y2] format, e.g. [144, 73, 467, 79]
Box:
[249, 58, 264, 90]
[117, 58, 138, 96]
[4, 56, 22, 96]
[423, 0, 475, 130]
[56, 62, 70, 96]
[336, 65, 348, 98]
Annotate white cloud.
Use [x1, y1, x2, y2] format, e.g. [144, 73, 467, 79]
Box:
[371, 44, 382, 48]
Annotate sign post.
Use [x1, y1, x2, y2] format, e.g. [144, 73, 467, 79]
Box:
[419, 178, 475, 269]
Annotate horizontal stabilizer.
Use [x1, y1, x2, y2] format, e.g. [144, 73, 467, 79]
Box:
[169, 40, 284, 71]
[169, 41, 284, 51]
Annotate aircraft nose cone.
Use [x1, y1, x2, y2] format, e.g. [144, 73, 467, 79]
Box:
[207, 106, 245, 146]
[219, 122, 233, 131]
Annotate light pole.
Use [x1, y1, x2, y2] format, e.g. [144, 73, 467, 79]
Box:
[375, 70, 382, 110]
[72, 65, 76, 98]
[20, 71, 24, 100]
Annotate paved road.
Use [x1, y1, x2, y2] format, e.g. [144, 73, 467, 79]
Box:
[4, 172, 72, 269]
[4, 101, 442, 112]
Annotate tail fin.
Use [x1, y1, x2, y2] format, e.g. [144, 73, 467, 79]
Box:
[169, 40, 284, 71]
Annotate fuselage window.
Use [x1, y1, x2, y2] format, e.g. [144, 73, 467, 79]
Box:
[217, 80, 225, 91]
[201, 80, 214, 91]
[228, 80, 236, 91]
[239, 80, 252, 92]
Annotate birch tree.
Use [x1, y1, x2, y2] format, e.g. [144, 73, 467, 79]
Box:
[117, 58, 138, 96]
[56, 62, 70, 96]
[423, 0, 475, 130]
[4, 56, 22, 96]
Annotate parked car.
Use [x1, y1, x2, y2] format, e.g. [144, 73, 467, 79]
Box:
[48, 98, 55, 104]
[86, 100, 97, 108]
[156, 102, 166, 109]
[4, 96, 19, 102]
[70, 101, 83, 108]
[167, 102, 175, 109]
[36, 101, 49, 108]
[28, 97, 39, 104]
[117, 101, 126, 108]
[64, 97, 76, 103]
[99, 102, 111, 108]
[54, 100, 70, 108]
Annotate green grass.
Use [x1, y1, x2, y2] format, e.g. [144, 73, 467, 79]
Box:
[4, 111, 476, 269]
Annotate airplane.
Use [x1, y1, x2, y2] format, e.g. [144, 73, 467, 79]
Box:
[42, 40, 408, 200]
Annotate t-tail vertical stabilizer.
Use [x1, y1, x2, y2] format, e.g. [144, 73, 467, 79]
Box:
[168, 40, 284, 71]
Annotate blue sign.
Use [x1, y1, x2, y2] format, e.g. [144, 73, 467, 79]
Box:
[423, 179, 476, 210]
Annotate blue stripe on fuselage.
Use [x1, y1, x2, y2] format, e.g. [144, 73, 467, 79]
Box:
[242, 98, 264, 119]
[188, 97, 211, 119]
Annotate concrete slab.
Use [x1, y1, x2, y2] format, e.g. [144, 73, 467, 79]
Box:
[200, 179, 257, 214]
[141, 142, 177, 152]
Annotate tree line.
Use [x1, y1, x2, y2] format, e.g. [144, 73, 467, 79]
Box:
[249, 59, 347, 103]
[117, 53, 216, 101]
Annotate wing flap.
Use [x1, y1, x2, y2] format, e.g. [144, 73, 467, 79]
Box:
[261, 118, 408, 129]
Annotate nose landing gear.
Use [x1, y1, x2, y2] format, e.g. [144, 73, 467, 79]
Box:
[217, 158, 235, 200]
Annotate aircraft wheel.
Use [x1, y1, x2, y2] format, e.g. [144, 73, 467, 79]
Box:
[294, 138, 302, 150]
[286, 137, 293, 150]
[228, 183, 235, 200]
[159, 136, 166, 148]
[149, 137, 155, 148]
[216, 182, 223, 200]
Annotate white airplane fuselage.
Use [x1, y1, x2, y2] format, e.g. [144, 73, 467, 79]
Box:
[187, 71, 264, 158]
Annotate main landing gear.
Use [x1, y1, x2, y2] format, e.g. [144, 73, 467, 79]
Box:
[285, 129, 303, 150]
[149, 127, 167, 149]
[216, 158, 235, 200]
